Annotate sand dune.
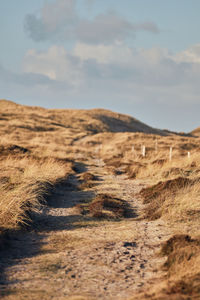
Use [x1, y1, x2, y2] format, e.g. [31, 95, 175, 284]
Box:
[0, 99, 166, 135]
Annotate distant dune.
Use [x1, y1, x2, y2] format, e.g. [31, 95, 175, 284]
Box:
[190, 127, 200, 137]
[0, 99, 166, 136]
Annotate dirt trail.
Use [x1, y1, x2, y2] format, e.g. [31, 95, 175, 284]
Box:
[0, 159, 171, 300]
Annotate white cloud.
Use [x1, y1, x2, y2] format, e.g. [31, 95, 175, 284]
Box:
[23, 46, 83, 87]
[174, 44, 200, 63]
[2, 42, 200, 131]
[0, 62, 56, 87]
[22, 43, 200, 97]
[73, 42, 133, 64]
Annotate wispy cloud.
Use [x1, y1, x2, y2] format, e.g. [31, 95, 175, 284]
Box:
[24, 0, 159, 44]
[75, 13, 159, 44]
[24, 0, 77, 42]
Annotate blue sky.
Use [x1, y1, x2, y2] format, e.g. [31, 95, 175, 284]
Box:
[1, 0, 200, 132]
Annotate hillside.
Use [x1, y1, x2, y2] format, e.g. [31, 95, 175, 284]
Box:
[0, 99, 166, 136]
[0, 99, 200, 300]
[191, 127, 200, 137]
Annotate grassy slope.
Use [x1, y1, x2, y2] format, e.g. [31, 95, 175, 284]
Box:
[0, 99, 166, 135]
[95, 138, 200, 299]
[1, 99, 200, 299]
[75, 125, 200, 298]
[191, 126, 200, 137]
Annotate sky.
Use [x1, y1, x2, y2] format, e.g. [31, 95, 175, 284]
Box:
[1, 0, 200, 132]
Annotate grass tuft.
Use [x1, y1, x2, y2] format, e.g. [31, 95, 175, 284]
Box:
[0, 156, 73, 232]
[77, 193, 132, 219]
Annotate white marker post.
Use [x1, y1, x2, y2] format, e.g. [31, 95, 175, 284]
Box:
[188, 151, 191, 159]
[169, 147, 173, 161]
[142, 145, 146, 157]
[132, 145, 137, 158]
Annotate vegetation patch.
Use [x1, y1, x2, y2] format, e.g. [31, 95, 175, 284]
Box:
[160, 234, 200, 257]
[103, 157, 131, 175]
[140, 177, 193, 204]
[79, 172, 98, 182]
[1, 100, 200, 299]
[138, 177, 195, 220]
[77, 193, 131, 219]
[78, 172, 99, 190]
[103, 157, 124, 168]
[130, 235, 200, 299]
[79, 181, 96, 190]
[159, 235, 200, 298]
[0, 144, 31, 160]
[0, 156, 73, 234]
[125, 162, 146, 179]
[151, 158, 167, 166]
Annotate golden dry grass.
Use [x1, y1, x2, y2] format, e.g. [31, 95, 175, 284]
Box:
[0, 100, 78, 233]
[77, 193, 131, 219]
[1, 99, 200, 299]
[110, 140, 200, 299]
[81, 128, 200, 299]
[0, 156, 73, 231]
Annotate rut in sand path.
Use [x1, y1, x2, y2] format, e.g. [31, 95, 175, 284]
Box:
[0, 159, 171, 300]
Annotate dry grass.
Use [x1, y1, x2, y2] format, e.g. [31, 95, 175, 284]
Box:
[1, 100, 200, 299]
[160, 181, 200, 226]
[91, 131, 200, 181]
[129, 237, 200, 299]
[0, 101, 83, 235]
[85, 129, 200, 299]
[138, 177, 195, 220]
[77, 193, 131, 219]
[158, 235, 200, 299]
[77, 171, 99, 190]
[89, 193, 130, 219]
[118, 143, 200, 299]
[0, 155, 72, 232]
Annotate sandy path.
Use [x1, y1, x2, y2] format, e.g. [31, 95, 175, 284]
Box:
[0, 159, 171, 300]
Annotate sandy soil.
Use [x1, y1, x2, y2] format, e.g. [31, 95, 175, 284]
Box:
[0, 159, 171, 300]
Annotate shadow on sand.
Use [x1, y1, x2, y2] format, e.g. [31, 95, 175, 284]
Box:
[0, 170, 96, 290]
[0, 164, 139, 292]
